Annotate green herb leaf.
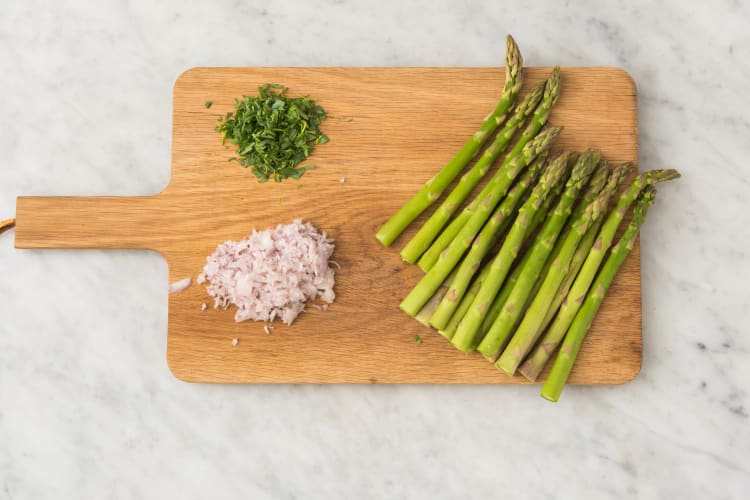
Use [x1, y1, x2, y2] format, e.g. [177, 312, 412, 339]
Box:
[205, 100, 213, 109]
[215, 84, 328, 183]
[414, 335, 423, 344]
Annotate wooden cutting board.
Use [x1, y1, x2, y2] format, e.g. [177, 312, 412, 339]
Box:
[14, 67, 639, 384]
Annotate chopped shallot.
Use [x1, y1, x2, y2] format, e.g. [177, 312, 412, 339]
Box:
[197, 219, 336, 325]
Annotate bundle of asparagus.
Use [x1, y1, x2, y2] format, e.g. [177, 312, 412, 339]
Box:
[375, 35, 524, 247]
[375, 35, 680, 400]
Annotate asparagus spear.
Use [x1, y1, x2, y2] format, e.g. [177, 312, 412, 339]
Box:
[439, 264, 489, 340]
[399, 127, 561, 317]
[495, 183, 612, 375]
[518, 219, 609, 380]
[541, 189, 656, 401]
[450, 152, 571, 352]
[437, 156, 549, 340]
[414, 270, 457, 327]
[436, 176, 545, 342]
[416, 67, 561, 271]
[375, 36, 523, 246]
[436, 153, 546, 340]
[428, 154, 548, 329]
[400, 81, 545, 263]
[514, 156, 606, 314]
[518, 169, 679, 380]
[476, 151, 599, 361]
[517, 163, 632, 380]
[491, 161, 613, 361]
[569, 159, 608, 221]
[471, 177, 563, 348]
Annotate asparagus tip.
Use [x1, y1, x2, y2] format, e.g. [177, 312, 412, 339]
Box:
[613, 162, 635, 184]
[504, 34, 523, 93]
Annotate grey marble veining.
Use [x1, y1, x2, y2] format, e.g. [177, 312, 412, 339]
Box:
[0, 0, 748, 498]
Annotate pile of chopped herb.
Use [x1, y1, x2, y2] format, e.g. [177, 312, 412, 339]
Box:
[215, 84, 329, 183]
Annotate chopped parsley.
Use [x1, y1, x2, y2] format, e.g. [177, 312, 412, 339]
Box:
[215, 84, 328, 183]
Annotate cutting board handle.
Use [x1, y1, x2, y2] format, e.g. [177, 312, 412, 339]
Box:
[14, 196, 165, 251]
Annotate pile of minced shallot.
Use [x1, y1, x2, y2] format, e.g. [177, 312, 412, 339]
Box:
[197, 219, 336, 325]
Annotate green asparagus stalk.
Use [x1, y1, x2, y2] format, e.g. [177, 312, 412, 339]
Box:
[476, 151, 599, 361]
[376, 36, 523, 247]
[517, 159, 610, 312]
[541, 220, 601, 333]
[439, 264, 489, 339]
[495, 183, 612, 375]
[436, 158, 549, 341]
[399, 127, 561, 317]
[437, 155, 549, 340]
[428, 154, 548, 329]
[417, 67, 562, 271]
[491, 161, 613, 365]
[414, 270, 457, 327]
[517, 225, 606, 380]
[570, 159, 607, 220]
[541, 189, 656, 402]
[471, 177, 563, 348]
[517, 163, 632, 381]
[400, 81, 545, 263]
[547, 159, 612, 260]
[450, 152, 571, 352]
[518, 169, 679, 381]
[476, 154, 596, 357]
[436, 153, 547, 340]
[439, 162, 559, 342]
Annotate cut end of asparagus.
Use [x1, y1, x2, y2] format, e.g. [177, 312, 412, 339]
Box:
[540, 391, 560, 403]
[517, 362, 540, 382]
[375, 229, 394, 247]
[436, 329, 453, 341]
[451, 341, 476, 354]
[479, 350, 499, 362]
[416, 260, 431, 273]
[400, 296, 425, 318]
[495, 357, 517, 376]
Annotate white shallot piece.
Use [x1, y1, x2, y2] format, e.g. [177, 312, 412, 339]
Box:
[197, 219, 336, 325]
[168, 277, 192, 294]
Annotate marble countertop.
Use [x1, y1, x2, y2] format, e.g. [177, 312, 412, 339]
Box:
[0, 1, 747, 498]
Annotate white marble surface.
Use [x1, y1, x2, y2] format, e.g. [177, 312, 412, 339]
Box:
[0, 0, 747, 498]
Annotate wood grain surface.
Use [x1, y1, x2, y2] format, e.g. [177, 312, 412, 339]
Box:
[15, 67, 640, 384]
